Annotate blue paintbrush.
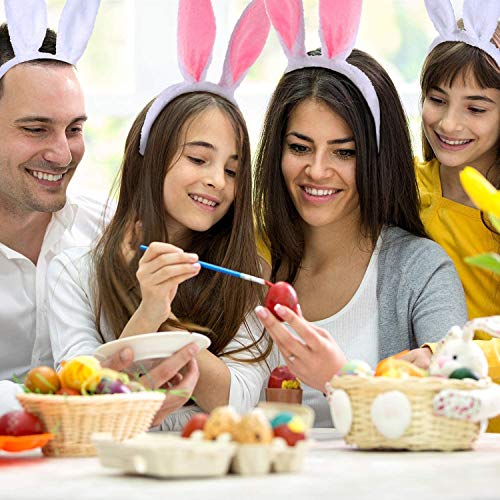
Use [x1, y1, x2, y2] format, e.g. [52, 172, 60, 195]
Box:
[139, 245, 271, 287]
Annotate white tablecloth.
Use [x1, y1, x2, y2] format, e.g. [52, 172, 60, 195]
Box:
[1, 430, 500, 500]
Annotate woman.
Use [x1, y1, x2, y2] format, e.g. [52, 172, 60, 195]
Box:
[253, 49, 467, 427]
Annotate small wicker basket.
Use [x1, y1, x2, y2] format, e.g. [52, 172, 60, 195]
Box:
[329, 375, 490, 451]
[17, 392, 165, 457]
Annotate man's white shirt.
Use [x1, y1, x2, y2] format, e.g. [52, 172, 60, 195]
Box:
[0, 191, 111, 381]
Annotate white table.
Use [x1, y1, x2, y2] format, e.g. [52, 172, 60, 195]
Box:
[2, 430, 500, 500]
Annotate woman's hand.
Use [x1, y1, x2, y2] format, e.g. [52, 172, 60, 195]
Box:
[400, 346, 433, 369]
[135, 242, 201, 328]
[255, 304, 347, 392]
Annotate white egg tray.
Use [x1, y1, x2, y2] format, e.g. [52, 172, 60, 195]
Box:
[92, 432, 309, 478]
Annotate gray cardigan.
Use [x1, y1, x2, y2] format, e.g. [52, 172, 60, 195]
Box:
[377, 226, 468, 359]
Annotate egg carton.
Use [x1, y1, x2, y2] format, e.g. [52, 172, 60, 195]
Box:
[92, 432, 310, 478]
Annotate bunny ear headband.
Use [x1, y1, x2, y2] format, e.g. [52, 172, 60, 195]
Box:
[425, 0, 500, 66]
[0, 0, 100, 80]
[265, 0, 380, 149]
[139, 0, 270, 155]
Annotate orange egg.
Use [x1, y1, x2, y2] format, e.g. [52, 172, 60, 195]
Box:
[56, 387, 81, 396]
[375, 357, 427, 378]
[24, 366, 61, 394]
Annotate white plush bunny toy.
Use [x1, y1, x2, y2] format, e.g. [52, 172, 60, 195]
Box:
[429, 325, 488, 378]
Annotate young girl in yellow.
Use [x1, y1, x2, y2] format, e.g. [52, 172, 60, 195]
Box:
[415, 2, 500, 430]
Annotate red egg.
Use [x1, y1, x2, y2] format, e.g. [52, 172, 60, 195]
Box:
[264, 281, 299, 321]
[0, 410, 44, 436]
[181, 413, 209, 438]
[268, 365, 297, 389]
[273, 424, 305, 446]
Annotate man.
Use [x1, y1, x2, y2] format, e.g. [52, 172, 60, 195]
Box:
[0, 21, 198, 423]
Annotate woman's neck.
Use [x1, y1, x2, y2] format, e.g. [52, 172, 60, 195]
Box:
[301, 214, 374, 274]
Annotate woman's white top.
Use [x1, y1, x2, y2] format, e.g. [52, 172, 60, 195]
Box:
[291, 238, 380, 428]
[46, 246, 278, 431]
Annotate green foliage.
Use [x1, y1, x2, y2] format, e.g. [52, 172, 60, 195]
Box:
[465, 253, 500, 275]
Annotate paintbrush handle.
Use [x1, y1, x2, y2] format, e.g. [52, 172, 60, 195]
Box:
[139, 245, 267, 286]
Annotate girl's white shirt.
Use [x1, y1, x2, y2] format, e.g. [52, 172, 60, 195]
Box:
[46, 246, 278, 430]
[286, 236, 381, 428]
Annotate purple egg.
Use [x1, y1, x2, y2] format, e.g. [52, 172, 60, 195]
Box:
[95, 378, 132, 394]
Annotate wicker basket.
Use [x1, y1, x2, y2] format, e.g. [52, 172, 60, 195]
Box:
[329, 375, 491, 451]
[17, 392, 165, 457]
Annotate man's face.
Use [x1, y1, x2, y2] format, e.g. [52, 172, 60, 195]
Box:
[0, 63, 86, 215]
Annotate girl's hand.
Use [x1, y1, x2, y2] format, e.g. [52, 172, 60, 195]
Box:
[400, 347, 433, 369]
[255, 304, 347, 392]
[136, 242, 201, 327]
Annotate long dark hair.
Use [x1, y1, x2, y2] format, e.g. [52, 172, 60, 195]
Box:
[94, 92, 269, 360]
[254, 49, 426, 284]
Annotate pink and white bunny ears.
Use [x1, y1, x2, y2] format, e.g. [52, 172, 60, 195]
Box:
[425, 0, 500, 67]
[139, 0, 270, 155]
[265, 0, 380, 149]
[0, 0, 101, 80]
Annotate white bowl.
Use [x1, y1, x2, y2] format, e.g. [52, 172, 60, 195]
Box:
[93, 331, 211, 367]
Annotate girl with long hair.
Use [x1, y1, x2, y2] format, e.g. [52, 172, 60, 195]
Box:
[415, 1, 500, 431]
[47, 0, 275, 430]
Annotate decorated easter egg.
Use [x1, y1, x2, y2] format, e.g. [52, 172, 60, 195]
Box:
[264, 282, 299, 321]
[58, 356, 101, 391]
[375, 358, 427, 378]
[204, 406, 241, 440]
[270, 412, 294, 429]
[449, 367, 480, 381]
[56, 387, 81, 396]
[273, 417, 306, 446]
[95, 378, 132, 394]
[337, 360, 373, 376]
[268, 365, 300, 389]
[233, 410, 273, 444]
[0, 410, 44, 436]
[181, 413, 209, 438]
[24, 366, 61, 394]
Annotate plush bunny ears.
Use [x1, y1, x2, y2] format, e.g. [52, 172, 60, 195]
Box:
[265, 0, 380, 149]
[139, 0, 270, 155]
[0, 0, 100, 80]
[425, 0, 500, 66]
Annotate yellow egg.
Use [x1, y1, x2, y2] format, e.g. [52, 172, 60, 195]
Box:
[58, 356, 102, 392]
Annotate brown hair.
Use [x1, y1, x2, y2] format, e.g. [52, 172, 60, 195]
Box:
[420, 24, 500, 232]
[0, 23, 66, 98]
[93, 92, 269, 360]
[254, 49, 426, 284]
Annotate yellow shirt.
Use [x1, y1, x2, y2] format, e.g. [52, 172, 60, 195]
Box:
[416, 158, 499, 324]
[417, 158, 500, 432]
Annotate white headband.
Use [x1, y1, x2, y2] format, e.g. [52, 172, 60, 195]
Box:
[0, 0, 100, 80]
[425, 0, 500, 67]
[139, 0, 270, 156]
[265, 0, 381, 150]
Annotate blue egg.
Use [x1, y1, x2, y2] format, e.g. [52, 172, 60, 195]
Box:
[270, 412, 294, 428]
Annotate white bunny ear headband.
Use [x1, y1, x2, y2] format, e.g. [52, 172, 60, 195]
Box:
[265, 0, 380, 149]
[0, 0, 100, 80]
[425, 0, 500, 67]
[139, 0, 270, 156]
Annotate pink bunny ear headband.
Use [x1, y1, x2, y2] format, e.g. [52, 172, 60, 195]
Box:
[265, 0, 380, 149]
[0, 0, 100, 80]
[139, 0, 270, 156]
[425, 0, 500, 66]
